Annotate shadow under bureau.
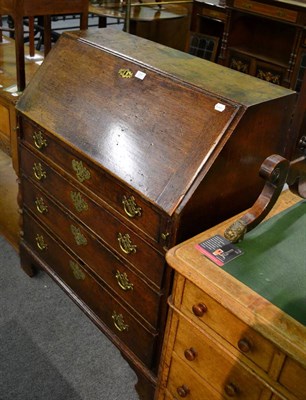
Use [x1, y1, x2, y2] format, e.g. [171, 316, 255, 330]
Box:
[15, 28, 297, 399]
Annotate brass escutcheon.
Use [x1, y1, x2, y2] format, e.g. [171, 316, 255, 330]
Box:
[69, 260, 85, 280]
[72, 160, 91, 183]
[35, 234, 48, 251]
[117, 233, 137, 254]
[71, 191, 89, 213]
[70, 225, 87, 246]
[122, 195, 142, 218]
[115, 270, 134, 291]
[118, 68, 133, 79]
[33, 163, 47, 181]
[33, 130, 47, 150]
[35, 197, 48, 214]
[112, 311, 129, 332]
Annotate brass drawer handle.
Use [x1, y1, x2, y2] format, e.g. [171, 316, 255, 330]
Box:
[176, 384, 190, 397]
[69, 260, 85, 280]
[72, 159, 91, 183]
[192, 303, 207, 317]
[224, 382, 239, 397]
[35, 197, 48, 214]
[238, 337, 253, 353]
[70, 224, 87, 246]
[33, 163, 47, 181]
[33, 130, 47, 150]
[117, 233, 137, 254]
[70, 191, 88, 213]
[184, 347, 197, 361]
[35, 234, 48, 251]
[122, 195, 142, 218]
[115, 270, 134, 291]
[112, 311, 129, 332]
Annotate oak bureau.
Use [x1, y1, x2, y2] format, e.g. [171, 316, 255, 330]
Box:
[156, 190, 306, 400]
[15, 29, 297, 399]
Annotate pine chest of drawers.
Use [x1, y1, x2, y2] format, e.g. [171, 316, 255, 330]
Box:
[15, 29, 297, 399]
[156, 191, 306, 400]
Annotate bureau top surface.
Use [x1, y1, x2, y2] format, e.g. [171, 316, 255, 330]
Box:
[16, 29, 294, 214]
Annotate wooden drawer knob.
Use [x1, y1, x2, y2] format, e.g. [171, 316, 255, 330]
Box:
[184, 347, 197, 361]
[176, 384, 190, 397]
[224, 382, 238, 397]
[238, 337, 252, 353]
[192, 303, 207, 317]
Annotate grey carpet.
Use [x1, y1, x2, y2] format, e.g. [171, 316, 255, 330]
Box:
[0, 235, 139, 400]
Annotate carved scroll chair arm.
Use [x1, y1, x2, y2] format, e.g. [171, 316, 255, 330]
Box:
[224, 154, 290, 243]
[224, 136, 306, 243]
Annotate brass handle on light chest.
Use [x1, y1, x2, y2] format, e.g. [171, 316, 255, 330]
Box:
[33, 163, 47, 181]
[35, 197, 48, 214]
[33, 130, 47, 150]
[117, 233, 137, 254]
[35, 234, 48, 251]
[122, 195, 142, 218]
[115, 270, 134, 291]
[112, 311, 129, 332]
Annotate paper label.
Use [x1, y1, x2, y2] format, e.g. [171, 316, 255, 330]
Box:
[196, 234, 243, 266]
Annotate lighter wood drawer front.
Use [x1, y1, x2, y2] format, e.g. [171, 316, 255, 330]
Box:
[21, 118, 164, 244]
[174, 317, 267, 399]
[167, 353, 221, 400]
[233, 0, 297, 23]
[278, 358, 306, 399]
[23, 211, 157, 368]
[22, 180, 162, 328]
[181, 280, 276, 372]
[20, 148, 166, 288]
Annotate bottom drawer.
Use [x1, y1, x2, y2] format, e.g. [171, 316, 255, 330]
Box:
[22, 211, 158, 368]
[166, 353, 220, 400]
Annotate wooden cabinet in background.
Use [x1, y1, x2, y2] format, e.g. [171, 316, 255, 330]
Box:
[221, 0, 306, 149]
[16, 29, 297, 399]
[190, 0, 306, 151]
[220, 0, 306, 90]
[189, 0, 226, 62]
[156, 190, 306, 400]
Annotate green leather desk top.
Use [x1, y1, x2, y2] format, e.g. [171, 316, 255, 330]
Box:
[224, 200, 306, 325]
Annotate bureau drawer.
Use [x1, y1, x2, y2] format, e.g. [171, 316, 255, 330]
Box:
[20, 147, 166, 288]
[20, 117, 165, 244]
[181, 280, 276, 372]
[22, 180, 162, 328]
[166, 352, 220, 400]
[278, 358, 306, 399]
[22, 211, 158, 368]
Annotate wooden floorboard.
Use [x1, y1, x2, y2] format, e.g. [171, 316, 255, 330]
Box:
[0, 149, 19, 250]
